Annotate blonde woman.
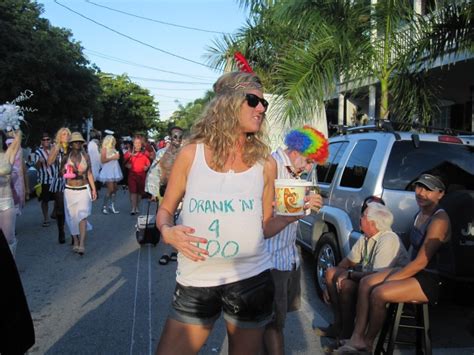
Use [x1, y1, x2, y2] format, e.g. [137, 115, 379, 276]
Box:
[98, 134, 122, 214]
[155, 71, 301, 354]
[47, 127, 71, 244]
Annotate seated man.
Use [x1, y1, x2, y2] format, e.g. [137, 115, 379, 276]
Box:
[317, 198, 409, 340]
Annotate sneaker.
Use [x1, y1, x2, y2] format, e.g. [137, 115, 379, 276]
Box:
[102, 206, 109, 215]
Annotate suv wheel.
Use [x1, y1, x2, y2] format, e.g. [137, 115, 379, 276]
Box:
[314, 232, 341, 298]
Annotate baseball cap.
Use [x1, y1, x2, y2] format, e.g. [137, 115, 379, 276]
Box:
[414, 174, 446, 191]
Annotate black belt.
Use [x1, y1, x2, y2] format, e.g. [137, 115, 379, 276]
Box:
[65, 185, 88, 191]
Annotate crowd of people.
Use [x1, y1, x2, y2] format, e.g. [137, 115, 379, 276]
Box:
[1, 69, 454, 355]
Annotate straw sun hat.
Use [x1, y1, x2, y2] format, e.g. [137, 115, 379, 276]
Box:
[70, 132, 85, 143]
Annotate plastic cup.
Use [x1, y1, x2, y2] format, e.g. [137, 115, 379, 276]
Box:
[275, 179, 312, 216]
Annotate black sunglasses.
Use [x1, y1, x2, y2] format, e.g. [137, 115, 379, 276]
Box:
[41, 138, 51, 141]
[245, 93, 269, 111]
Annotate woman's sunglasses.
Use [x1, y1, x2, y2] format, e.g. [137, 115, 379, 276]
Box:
[245, 93, 269, 111]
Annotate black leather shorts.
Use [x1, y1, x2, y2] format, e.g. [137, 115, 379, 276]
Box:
[170, 270, 274, 328]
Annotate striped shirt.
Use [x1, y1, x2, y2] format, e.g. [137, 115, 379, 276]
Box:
[34, 147, 53, 184]
[49, 146, 66, 193]
[265, 147, 300, 271]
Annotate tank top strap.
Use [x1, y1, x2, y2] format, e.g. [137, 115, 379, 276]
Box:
[195, 143, 206, 166]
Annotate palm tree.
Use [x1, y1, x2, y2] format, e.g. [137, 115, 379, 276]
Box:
[206, 0, 473, 125]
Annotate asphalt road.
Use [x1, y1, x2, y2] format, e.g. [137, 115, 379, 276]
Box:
[13, 189, 474, 354]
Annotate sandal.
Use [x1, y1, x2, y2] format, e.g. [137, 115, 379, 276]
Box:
[159, 255, 170, 265]
[42, 221, 50, 227]
[77, 247, 85, 256]
[170, 252, 178, 262]
[332, 344, 370, 355]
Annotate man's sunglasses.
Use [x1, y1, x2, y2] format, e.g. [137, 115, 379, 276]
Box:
[42, 138, 51, 141]
[245, 93, 269, 111]
[172, 134, 183, 140]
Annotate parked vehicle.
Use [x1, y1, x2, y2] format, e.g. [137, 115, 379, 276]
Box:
[296, 123, 474, 299]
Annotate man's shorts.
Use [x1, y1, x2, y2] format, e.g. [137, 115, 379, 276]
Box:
[128, 173, 146, 194]
[39, 183, 54, 202]
[170, 270, 274, 328]
[269, 266, 301, 330]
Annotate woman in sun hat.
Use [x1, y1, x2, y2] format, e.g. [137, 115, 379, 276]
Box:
[62, 132, 97, 255]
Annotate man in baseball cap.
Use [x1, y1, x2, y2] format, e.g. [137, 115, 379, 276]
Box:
[414, 173, 446, 191]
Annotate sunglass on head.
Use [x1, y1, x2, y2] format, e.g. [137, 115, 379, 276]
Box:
[245, 93, 269, 111]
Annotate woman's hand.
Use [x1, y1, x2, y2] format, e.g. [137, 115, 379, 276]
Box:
[161, 225, 208, 262]
[91, 189, 97, 201]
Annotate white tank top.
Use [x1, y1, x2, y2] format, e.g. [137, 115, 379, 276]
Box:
[176, 143, 272, 287]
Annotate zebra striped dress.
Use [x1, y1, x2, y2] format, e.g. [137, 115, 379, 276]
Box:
[49, 147, 66, 193]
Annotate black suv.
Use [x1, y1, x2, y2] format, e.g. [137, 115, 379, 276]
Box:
[296, 125, 474, 299]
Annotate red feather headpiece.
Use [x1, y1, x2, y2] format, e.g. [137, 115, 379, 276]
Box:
[234, 52, 254, 73]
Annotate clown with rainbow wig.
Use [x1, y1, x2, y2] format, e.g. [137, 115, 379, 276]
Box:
[263, 125, 327, 353]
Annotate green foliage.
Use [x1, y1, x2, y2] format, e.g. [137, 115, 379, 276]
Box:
[94, 73, 159, 137]
[0, 0, 100, 145]
[168, 90, 215, 132]
[209, 0, 473, 125]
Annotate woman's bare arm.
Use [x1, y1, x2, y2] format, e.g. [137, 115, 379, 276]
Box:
[156, 144, 208, 261]
[386, 211, 450, 281]
[6, 130, 21, 165]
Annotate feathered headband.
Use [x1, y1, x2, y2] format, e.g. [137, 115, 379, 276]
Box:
[0, 90, 36, 132]
[234, 51, 254, 73]
[284, 126, 329, 164]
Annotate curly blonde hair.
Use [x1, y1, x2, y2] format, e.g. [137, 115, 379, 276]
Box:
[54, 127, 71, 145]
[189, 72, 270, 170]
[102, 135, 116, 150]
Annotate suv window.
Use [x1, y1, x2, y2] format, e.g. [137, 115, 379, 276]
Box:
[318, 141, 348, 184]
[383, 141, 474, 191]
[340, 140, 377, 188]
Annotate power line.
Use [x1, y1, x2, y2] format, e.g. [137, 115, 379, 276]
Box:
[53, 0, 218, 70]
[145, 87, 209, 91]
[85, 49, 215, 80]
[100, 72, 212, 85]
[85, 0, 231, 35]
[154, 94, 195, 100]
[127, 75, 212, 85]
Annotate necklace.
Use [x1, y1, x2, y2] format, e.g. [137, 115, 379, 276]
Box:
[285, 166, 300, 179]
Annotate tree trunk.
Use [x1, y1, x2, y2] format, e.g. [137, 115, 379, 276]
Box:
[380, 78, 389, 119]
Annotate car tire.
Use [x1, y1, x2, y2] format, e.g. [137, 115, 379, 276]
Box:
[314, 232, 341, 299]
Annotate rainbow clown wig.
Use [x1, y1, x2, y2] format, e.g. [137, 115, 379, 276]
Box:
[284, 126, 329, 164]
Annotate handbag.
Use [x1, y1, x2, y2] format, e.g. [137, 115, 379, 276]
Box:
[135, 200, 160, 246]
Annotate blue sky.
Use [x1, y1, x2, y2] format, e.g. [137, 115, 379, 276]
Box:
[36, 0, 249, 120]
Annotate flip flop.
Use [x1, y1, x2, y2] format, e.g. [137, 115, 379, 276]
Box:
[42, 221, 50, 227]
[321, 338, 349, 353]
[159, 255, 170, 265]
[170, 252, 178, 261]
[332, 344, 370, 355]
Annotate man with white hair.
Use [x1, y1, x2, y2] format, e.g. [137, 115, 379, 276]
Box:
[317, 199, 409, 341]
